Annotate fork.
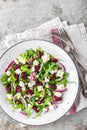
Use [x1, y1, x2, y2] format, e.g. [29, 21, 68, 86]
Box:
[52, 25, 87, 72]
[51, 26, 87, 98]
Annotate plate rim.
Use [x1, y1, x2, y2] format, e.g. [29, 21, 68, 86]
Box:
[0, 39, 79, 126]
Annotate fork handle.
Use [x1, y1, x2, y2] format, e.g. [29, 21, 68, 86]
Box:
[72, 54, 87, 87]
[71, 51, 87, 72]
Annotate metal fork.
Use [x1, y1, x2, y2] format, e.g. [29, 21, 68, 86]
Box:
[53, 25, 87, 72]
[51, 25, 87, 97]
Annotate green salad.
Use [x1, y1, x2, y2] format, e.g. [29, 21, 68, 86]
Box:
[0, 48, 69, 118]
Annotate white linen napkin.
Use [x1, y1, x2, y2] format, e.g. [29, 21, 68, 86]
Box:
[0, 17, 87, 126]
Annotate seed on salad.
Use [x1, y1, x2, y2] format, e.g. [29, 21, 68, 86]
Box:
[50, 58, 58, 62]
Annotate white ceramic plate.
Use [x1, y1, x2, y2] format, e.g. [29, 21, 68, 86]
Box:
[0, 39, 79, 125]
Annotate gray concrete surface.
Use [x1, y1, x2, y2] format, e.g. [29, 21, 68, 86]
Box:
[0, 0, 87, 130]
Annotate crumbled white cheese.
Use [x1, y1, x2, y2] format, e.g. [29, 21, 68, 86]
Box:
[50, 69, 58, 74]
[8, 77, 11, 82]
[35, 97, 39, 100]
[16, 93, 21, 98]
[6, 71, 11, 76]
[15, 69, 22, 74]
[39, 63, 43, 72]
[45, 83, 49, 88]
[24, 94, 30, 98]
[33, 60, 39, 66]
[57, 84, 65, 90]
[35, 102, 39, 105]
[36, 75, 39, 78]
[45, 77, 49, 83]
[54, 92, 62, 97]
[7, 94, 13, 100]
[47, 102, 51, 106]
[37, 85, 43, 92]
[47, 89, 51, 96]
[14, 59, 19, 64]
[42, 52, 50, 63]
[18, 56, 26, 64]
[56, 70, 64, 78]
[25, 82, 28, 85]
[49, 105, 54, 110]
[27, 76, 30, 79]
[31, 66, 35, 72]
[12, 83, 16, 90]
[28, 81, 35, 88]
[42, 108, 47, 113]
[19, 81, 25, 88]
[22, 86, 26, 91]
[28, 104, 32, 108]
[18, 108, 22, 112]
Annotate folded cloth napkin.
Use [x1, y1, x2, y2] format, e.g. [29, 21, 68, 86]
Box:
[0, 17, 87, 126]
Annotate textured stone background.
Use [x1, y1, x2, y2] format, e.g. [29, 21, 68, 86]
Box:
[0, 0, 87, 130]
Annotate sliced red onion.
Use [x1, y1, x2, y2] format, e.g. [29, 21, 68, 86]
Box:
[55, 88, 67, 92]
[21, 97, 27, 108]
[37, 96, 45, 104]
[53, 96, 62, 103]
[14, 95, 27, 108]
[14, 64, 20, 70]
[57, 62, 66, 72]
[30, 72, 34, 81]
[30, 72, 36, 81]
[26, 56, 34, 64]
[20, 111, 27, 116]
[5, 61, 15, 72]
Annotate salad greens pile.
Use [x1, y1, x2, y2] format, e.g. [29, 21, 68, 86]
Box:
[0, 48, 69, 118]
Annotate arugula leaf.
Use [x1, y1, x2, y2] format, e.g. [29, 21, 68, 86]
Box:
[0, 74, 8, 85]
[33, 110, 42, 118]
[21, 65, 30, 74]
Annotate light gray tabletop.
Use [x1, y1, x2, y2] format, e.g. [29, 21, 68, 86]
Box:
[0, 0, 87, 130]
